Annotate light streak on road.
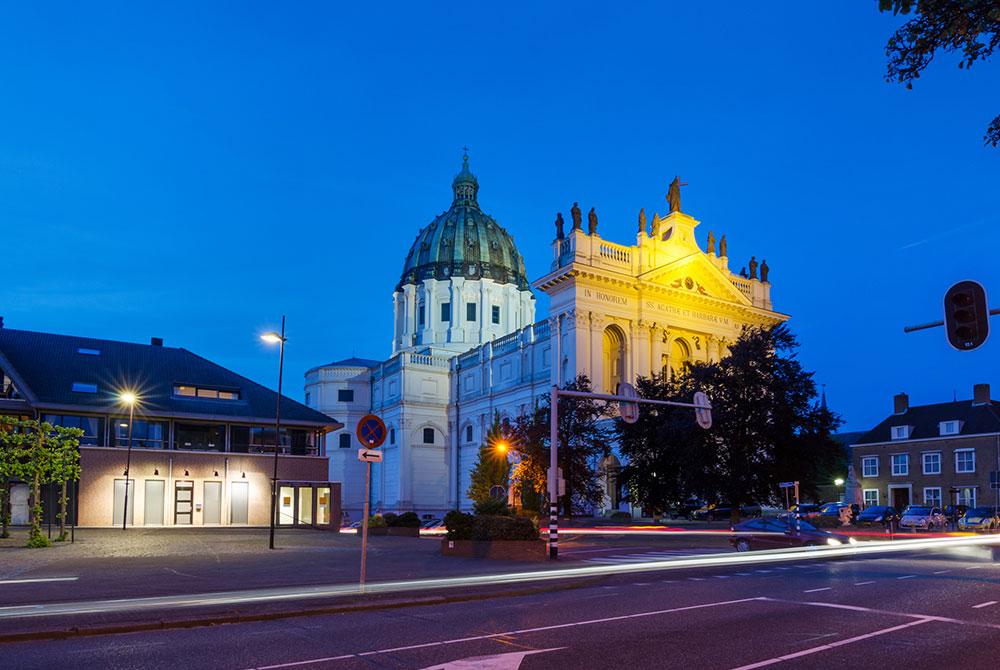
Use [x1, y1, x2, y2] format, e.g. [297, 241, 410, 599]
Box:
[0, 577, 78, 585]
[0, 534, 997, 620]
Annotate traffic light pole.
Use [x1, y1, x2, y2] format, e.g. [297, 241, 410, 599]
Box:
[904, 308, 1000, 333]
[547, 385, 713, 560]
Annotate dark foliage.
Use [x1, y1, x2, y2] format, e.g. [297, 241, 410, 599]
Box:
[473, 498, 512, 516]
[443, 510, 539, 541]
[389, 511, 421, 528]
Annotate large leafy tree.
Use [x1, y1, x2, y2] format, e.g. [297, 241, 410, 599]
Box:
[618, 325, 844, 520]
[466, 414, 512, 505]
[880, 0, 1000, 147]
[509, 375, 611, 516]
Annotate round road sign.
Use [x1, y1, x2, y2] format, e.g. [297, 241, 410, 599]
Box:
[356, 414, 387, 447]
[619, 382, 639, 424]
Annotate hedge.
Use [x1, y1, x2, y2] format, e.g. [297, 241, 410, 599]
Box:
[444, 511, 539, 541]
[390, 511, 422, 528]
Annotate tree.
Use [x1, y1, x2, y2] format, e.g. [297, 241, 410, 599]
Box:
[880, 0, 1000, 147]
[618, 325, 843, 521]
[47, 424, 82, 541]
[0, 417, 30, 539]
[509, 376, 611, 516]
[466, 414, 511, 505]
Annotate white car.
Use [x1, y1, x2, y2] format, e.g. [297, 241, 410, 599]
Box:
[898, 505, 947, 532]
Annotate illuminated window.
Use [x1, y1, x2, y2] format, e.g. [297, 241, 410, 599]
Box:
[890, 425, 911, 440]
[923, 487, 942, 507]
[423, 427, 434, 444]
[861, 456, 878, 478]
[863, 489, 879, 507]
[173, 385, 239, 401]
[939, 420, 961, 436]
[956, 486, 977, 507]
[922, 452, 941, 475]
[175, 385, 196, 397]
[491, 305, 500, 324]
[890, 454, 908, 476]
[955, 449, 976, 473]
[43, 414, 103, 446]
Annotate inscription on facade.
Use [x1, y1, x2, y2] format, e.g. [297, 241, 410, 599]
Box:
[583, 288, 628, 305]
[645, 300, 730, 326]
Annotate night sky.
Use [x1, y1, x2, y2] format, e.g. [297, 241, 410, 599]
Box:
[2, 3, 997, 431]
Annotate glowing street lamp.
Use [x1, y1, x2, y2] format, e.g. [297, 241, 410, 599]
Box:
[119, 390, 139, 531]
[261, 317, 287, 550]
[833, 478, 845, 487]
[834, 477, 845, 503]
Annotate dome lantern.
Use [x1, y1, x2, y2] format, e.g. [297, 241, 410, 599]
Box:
[451, 149, 479, 207]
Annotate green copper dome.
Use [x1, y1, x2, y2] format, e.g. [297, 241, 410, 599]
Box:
[397, 154, 530, 292]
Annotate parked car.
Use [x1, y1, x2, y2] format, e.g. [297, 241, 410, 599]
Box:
[958, 507, 1000, 533]
[692, 503, 736, 522]
[739, 503, 782, 518]
[421, 518, 444, 529]
[815, 502, 860, 519]
[855, 505, 899, 526]
[898, 505, 947, 532]
[666, 499, 704, 520]
[944, 505, 968, 525]
[778, 503, 821, 521]
[729, 518, 857, 552]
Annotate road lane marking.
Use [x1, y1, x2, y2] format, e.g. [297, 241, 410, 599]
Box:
[687, 577, 706, 581]
[245, 597, 762, 669]
[933, 570, 951, 574]
[735, 572, 752, 576]
[714, 575, 729, 579]
[973, 601, 997, 609]
[854, 581, 875, 586]
[727, 618, 934, 669]
[0, 577, 78, 585]
[757, 597, 1000, 630]
[803, 588, 831, 593]
[897, 575, 917, 580]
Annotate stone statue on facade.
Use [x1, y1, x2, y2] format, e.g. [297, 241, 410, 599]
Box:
[748, 256, 758, 280]
[587, 207, 598, 235]
[666, 176, 686, 213]
[555, 212, 565, 240]
[571, 202, 582, 230]
[740, 266, 748, 278]
[651, 212, 661, 238]
[719, 234, 727, 257]
[638, 208, 646, 235]
[706, 230, 716, 255]
[760, 258, 769, 283]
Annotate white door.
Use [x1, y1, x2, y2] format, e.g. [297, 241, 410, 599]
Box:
[230, 482, 248, 525]
[10, 484, 29, 525]
[112, 479, 135, 527]
[203, 481, 222, 525]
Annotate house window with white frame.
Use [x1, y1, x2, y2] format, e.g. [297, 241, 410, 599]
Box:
[891, 453, 909, 476]
[956, 486, 977, 507]
[923, 487, 942, 507]
[939, 420, 961, 436]
[890, 425, 911, 440]
[862, 456, 878, 478]
[955, 449, 976, 473]
[922, 452, 941, 475]
[863, 489, 879, 507]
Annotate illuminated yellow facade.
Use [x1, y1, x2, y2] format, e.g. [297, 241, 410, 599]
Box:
[534, 207, 787, 392]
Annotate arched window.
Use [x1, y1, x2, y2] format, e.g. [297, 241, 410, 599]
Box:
[602, 325, 627, 394]
[670, 338, 691, 380]
[464, 424, 473, 443]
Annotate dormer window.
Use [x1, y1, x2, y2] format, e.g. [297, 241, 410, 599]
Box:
[77, 348, 100, 356]
[173, 385, 240, 400]
[939, 420, 961, 436]
[72, 382, 98, 394]
[890, 425, 912, 440]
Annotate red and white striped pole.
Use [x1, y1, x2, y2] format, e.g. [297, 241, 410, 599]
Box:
[549, 385, 559, 559]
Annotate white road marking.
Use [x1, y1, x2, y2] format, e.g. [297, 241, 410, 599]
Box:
[933, 570, 951, 574]
[758, 597, 1000, 630]
[727, 618, 934, 669]
[416, 647, 563, 669]
[854, 581, 876, 586]
[755, 570, 773, 574]
[803, 588, 831, 593]
[0, 577, 78, 585]
[714, 575, 729, 579]
[972, 601, 997, 609]
[245, 598, 761, 670]
[897, 574, 917, 580]
[687, 577, 706, 581]
[735, 572, 752, 576]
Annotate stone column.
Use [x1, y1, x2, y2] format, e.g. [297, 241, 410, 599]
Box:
[635, 319, 651, 380]
[662, 329, 674, 381]
[589, 313, 605, 391]
[651, 325, 665, 379]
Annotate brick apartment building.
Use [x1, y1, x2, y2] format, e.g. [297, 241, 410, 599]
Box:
[851, 384, 1000, 512]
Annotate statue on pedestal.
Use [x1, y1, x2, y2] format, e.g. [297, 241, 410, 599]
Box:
[638, 208, 646, 235]
[588, 208, 598, 235]
[555, 212, 565, 240]
[570, 202, 582, 230]
[760, 259, 770, 283]
[719, 234, 727, 257]
[748, 256, 758, 280]
[706, 230, 716, 255]
[666, 176, 687, 213]
[651, 212, 661, 238]
[740, 267, 748, 278]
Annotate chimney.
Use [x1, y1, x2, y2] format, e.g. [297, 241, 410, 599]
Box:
[972, 383, 991, 406]
[150, 337, 163, 347]
[893, 392, 909, 415]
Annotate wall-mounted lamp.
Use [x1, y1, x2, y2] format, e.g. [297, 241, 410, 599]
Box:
[122, 469, 128, 476]
[241, 472, 246, 478]
[154, 468, 159, 476]
[184, 469, 189, 476]
[214, 470, 219, 477]
[119, 422, 129, 429]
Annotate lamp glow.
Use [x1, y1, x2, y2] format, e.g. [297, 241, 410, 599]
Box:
[261, 332, 284, 344]
[834, 478, 845, 486]
[119, 391, 138, 406]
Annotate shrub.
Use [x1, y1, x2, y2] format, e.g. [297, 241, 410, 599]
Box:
[391, 511, 422, 528]
[382, 512, 398, 526]
[609, 511, 632, 521]
[810, 516, 842, 529]
[473, 498, 511, 517]
[444, 510, 474, 540]
[473, 515, 539, 541]
[368, 514, 387, 528]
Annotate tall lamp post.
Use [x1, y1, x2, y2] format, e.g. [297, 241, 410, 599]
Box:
[834, 477, 845, 503]
[119, 391, 138, 531]
[261, 317, 287, 550]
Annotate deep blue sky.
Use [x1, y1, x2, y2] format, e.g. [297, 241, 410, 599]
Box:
[2, 3, 997, 431]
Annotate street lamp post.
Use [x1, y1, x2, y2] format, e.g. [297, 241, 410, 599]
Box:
[119, 391, 137, 531]
[262, 317, 287, 550]
[834, 477, 845, 503]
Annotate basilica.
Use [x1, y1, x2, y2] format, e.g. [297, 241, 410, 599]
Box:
[305, 154, 787, 519]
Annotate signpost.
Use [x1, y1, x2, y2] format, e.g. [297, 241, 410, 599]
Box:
[547, 386, 713, 560]
[355, 414, 386, 593]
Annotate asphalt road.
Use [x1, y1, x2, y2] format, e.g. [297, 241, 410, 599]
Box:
[4, 547, 998, 669]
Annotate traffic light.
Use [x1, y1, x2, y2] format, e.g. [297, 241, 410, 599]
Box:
[944, 280, 989, 351]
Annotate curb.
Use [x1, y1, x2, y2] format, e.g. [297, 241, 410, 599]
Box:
[0, 577, 601, 645]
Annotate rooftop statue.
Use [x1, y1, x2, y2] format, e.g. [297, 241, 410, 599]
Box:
[666, 176, 687, 213]
[555, 212, 565, 240]
[740, 266, 748, 278]
[706, 230, 716, 255]
[571, 202, 582, 230]
[588, 207, 598, 235]
[651, 212, 661, 237]
[748, 256, 758, 280]
[719, 234, 727, 257]
[760, 259, 770, 283]
[638, 208, 646, 234]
